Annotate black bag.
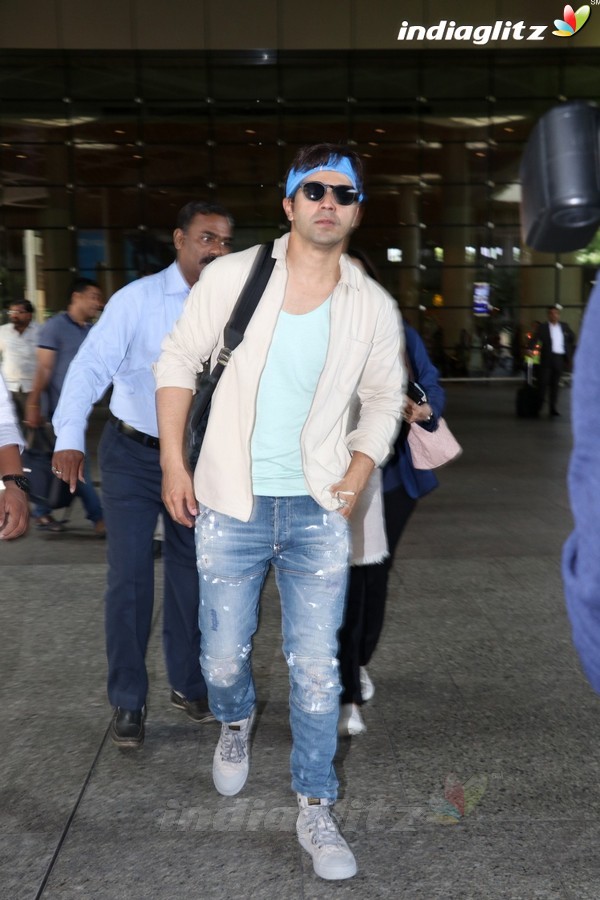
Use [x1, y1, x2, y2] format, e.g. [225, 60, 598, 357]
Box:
[516, 362, 541, 419]
[21, 427, 74, 509]
[187, 242, 276, 468]
[516, 384, 541, 419]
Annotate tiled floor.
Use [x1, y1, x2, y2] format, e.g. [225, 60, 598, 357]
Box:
[2, 382, 598, 899]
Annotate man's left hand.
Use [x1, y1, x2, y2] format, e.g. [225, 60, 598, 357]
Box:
[330, 450, 375, 520]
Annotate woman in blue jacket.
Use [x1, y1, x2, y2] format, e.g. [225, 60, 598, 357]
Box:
[338, 314, 446, 736]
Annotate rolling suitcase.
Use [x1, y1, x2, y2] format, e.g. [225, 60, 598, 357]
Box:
[516, 362, 541, 418]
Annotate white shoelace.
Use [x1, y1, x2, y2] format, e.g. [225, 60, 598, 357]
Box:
[304, 806, 345, 852]
[219, 725, 248, 764]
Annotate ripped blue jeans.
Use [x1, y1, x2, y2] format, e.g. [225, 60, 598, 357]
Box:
[195, 494, 349, 800]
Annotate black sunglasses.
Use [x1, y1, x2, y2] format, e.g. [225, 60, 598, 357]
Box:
[299, 181, 359, 206]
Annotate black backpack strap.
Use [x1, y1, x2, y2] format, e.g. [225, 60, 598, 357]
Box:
[209, 240, 275, 377]
[188, 241, 275, 432]
[219, 240, 275, 362]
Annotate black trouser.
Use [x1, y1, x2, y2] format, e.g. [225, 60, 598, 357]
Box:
[99, 421, 206, 710]
[538, 354, 565, 413]
[10, 389, 28, 425]
[338, 484, 417, 705]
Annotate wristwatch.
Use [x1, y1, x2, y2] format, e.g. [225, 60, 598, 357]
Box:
[2, 474, 31, 494]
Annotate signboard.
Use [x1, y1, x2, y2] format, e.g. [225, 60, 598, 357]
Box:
[473, 282, 491, 315]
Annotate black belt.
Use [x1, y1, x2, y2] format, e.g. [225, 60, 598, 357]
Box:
[109, 413, 160, 449]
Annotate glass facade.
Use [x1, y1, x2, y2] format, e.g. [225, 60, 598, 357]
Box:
[1, 47, 599, 366]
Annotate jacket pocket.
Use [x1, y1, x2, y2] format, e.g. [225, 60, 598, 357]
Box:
[332, 338, 372, 396]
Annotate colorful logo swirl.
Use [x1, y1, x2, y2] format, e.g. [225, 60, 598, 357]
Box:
[553, 4, 591, 37]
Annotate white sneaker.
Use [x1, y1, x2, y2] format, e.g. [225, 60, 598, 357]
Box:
[212, 710, 255, 796]
[338, 703, 367, 737]
[360, 666, 375, 701]
[296, 795, 357, 880]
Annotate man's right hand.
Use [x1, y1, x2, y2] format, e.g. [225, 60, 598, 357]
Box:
[0, 483, 30, 540]
[161, 464, 198, 527]
[51, 449, 85, 494]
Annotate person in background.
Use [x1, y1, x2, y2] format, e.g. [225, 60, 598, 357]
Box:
[0, 371, 29, 540]
[338, 248, 445, 736]
[25, 278, 105, 534]
[531, 306, 575, 417]
[0, 300, 41, 423]
[51, 201, 234, 750]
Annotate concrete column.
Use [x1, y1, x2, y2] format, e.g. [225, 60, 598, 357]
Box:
[440, 140, 472, 348]
[396, 184, 420, 315]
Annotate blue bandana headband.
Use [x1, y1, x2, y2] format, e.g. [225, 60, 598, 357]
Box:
[285, 155, 364, 202]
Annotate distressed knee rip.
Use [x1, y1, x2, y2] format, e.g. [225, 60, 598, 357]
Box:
[287, 656, 340, 714]
[202, 646, 252, 688]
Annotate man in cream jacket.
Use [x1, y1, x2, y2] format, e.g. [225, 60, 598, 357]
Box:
[156, 144, 404, 882]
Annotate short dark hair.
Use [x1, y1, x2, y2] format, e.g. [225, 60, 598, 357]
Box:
[69, 277, 100, 305]
[285, 143, 364, 196]
[176, 201, 235, 232]
[9, 299, 34, 314]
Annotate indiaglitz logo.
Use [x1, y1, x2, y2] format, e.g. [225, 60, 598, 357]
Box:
[396, 19, 548, 45]
[428, 773, 488, 825]
[553, 4, 591, 35]
[397, 7, 593, 45]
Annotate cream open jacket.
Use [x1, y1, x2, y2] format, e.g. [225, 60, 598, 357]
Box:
[155, 234, 405, 522]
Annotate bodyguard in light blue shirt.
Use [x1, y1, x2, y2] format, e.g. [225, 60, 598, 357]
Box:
[54, 261, 190, 448]
[52, 201, 234, 749]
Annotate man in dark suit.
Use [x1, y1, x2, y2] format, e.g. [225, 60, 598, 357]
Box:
[534, 306, 576, 416]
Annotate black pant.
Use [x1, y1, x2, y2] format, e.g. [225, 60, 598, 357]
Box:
[99, 421, 206, 710]
[338, 484, 417, 704]
[538, 354, 565, 413]
[10, 389, 28, 425]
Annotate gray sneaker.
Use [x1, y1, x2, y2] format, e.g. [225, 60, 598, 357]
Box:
[212, 710, 256, 796]
[296, 795, 357, 880]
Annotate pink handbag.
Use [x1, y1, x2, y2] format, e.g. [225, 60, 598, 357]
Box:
[407, 417, 462, 470]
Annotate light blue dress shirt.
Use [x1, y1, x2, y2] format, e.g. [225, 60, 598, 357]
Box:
[53, 262, 191, 453]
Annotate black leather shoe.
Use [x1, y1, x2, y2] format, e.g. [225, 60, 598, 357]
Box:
[152, 539, 162, 559]
[170, 690, 215, 724]
[110, 706, 146, 748]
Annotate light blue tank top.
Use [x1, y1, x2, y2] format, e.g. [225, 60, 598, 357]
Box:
[251, 297, 331, 495]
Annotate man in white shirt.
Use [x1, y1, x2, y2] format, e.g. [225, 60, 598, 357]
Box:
[0, 371, 29, 539]
[534, 306, 576, 416]
[0, 300, 41, 422]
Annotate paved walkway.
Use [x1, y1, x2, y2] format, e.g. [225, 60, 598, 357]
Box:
[2, 382, 598, 900]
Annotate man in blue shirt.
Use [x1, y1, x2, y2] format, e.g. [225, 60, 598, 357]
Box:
[51, 201, 234, 749]
[26, 278, 105, 533]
